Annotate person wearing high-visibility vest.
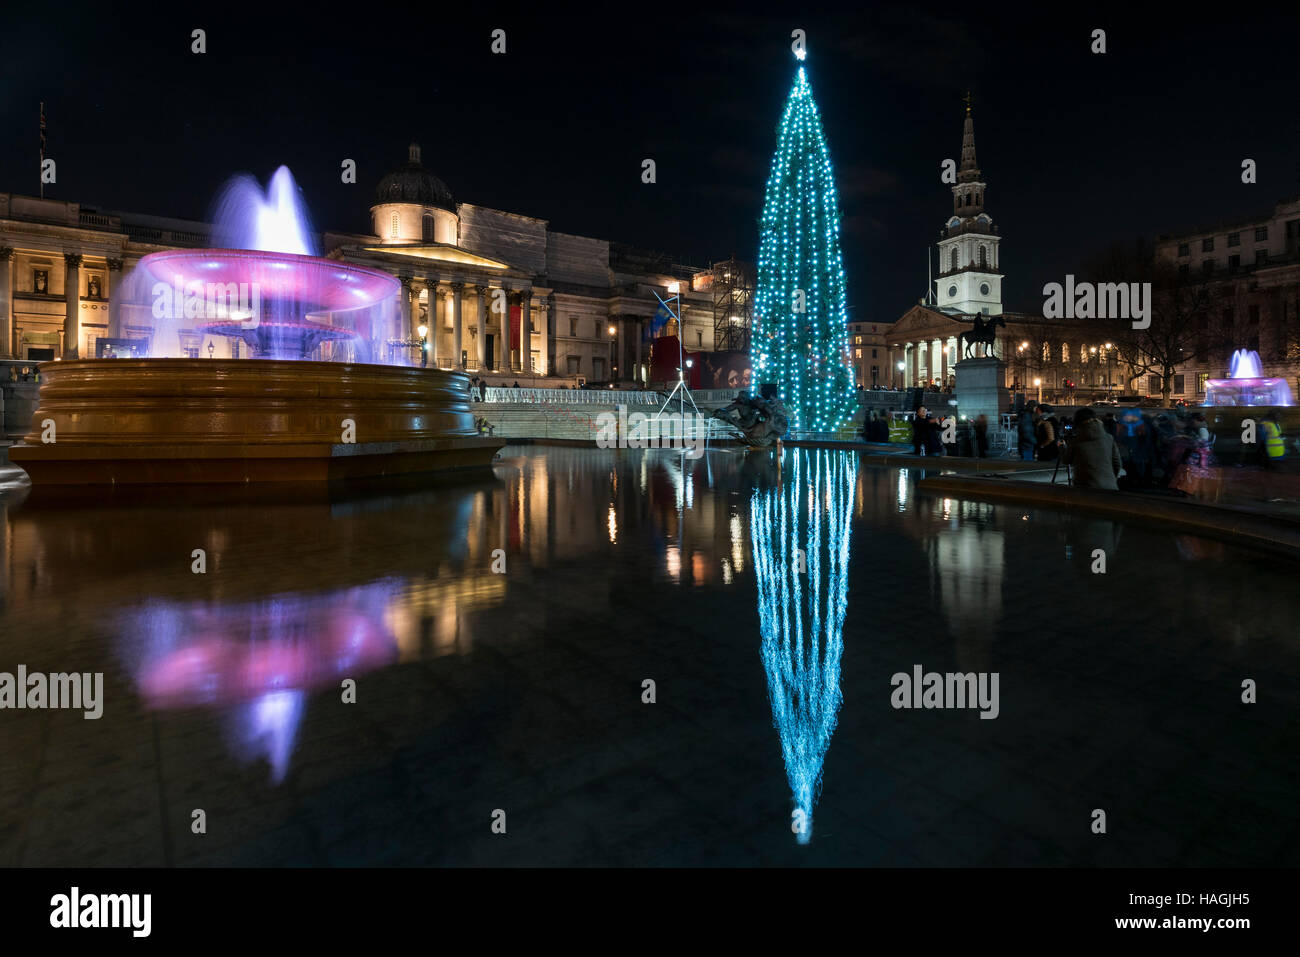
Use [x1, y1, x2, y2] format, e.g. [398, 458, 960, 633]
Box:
[1261, 412, 1286, 470]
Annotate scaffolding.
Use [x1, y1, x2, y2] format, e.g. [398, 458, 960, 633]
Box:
[710, 257, 754, 353]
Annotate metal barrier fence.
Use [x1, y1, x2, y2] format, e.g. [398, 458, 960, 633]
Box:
[480, 387, 667, 405]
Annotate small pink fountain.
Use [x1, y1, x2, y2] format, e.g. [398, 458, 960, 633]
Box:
[1204, 349, 1294, 407]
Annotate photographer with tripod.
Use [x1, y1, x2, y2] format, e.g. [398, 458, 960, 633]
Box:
[1059, 407, 1123, 490]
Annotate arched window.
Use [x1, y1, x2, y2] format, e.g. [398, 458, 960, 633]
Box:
[422, 214, 435, 242]
[1043, 342, 1051, 362]
[979, 246, 988, 268]
[390, 212, 399, 239]
[950, 249, 959, 271]
[975, 191, 981, 206]
[1062, 343, 1070, 363]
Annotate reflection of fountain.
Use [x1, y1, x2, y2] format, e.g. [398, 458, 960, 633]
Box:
[119, 583, 401, 783]
[751, 449, 855, 844]
[1204, 349, 1294, 407]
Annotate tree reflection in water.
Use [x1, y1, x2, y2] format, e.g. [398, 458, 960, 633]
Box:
[751, 449, 856, 844]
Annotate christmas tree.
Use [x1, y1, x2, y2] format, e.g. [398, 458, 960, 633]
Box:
[751, 54, 856, 432]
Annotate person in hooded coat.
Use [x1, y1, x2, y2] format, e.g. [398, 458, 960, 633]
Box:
[1017, 401, 1038, 460]
[1060, 408, 1122, 490]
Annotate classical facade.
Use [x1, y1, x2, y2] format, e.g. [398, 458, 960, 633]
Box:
[1153, 195, 1300, 398]
[0, 144, 721, 385]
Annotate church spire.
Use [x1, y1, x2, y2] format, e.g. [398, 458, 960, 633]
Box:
[959, 93, 979, 181]
[935, 93, 1001, 317]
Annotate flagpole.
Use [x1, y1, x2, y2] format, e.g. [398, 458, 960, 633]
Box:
[39, 102, 46, 199]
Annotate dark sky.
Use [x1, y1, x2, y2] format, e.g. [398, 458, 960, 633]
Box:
[2, 2, 1297, 322]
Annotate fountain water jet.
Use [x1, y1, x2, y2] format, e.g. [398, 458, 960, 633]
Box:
[117, 167, 398, 362]
[1204, 348, 1294, 407]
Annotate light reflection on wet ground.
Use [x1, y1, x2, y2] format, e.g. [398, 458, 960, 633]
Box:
[0, 446, 1296, 866]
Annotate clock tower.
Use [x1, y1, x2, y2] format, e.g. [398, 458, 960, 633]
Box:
[935, 96, 1003, 316]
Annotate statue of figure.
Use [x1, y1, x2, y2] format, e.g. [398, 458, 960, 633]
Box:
[712, 393, 790, 448]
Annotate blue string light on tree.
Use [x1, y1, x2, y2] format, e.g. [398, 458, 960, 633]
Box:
[751, 47, 856, 433]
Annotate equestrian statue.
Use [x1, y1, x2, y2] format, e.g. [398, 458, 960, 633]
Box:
[957, 313, 1005, 360]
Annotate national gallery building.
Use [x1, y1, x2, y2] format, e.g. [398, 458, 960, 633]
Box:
[0, 145, 722, 385]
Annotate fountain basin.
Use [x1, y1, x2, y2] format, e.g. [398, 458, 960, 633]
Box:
[1204, 377, 1295, 407]
[9, 358, 502, 484]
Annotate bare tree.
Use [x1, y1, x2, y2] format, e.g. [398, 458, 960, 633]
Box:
[1083, 238, 1232, 402]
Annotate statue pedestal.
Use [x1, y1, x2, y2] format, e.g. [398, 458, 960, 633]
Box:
[953, 357, 1010, 424]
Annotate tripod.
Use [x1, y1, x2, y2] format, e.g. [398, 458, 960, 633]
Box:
[1050, 448, 1072, 485]
[651, 288, 707, 445]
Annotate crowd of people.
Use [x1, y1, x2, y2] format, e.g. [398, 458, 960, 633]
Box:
[1016, 400, 1288, 494]
[858, 398, 1290, 497]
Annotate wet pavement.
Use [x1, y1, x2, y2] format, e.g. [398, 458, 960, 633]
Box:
[0, 445, 1297, 866]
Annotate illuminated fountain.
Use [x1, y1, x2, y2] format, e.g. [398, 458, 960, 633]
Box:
[1204, 349, 1295, 407]
[134, 167, 396, 363]
[11, 167, 502, 485]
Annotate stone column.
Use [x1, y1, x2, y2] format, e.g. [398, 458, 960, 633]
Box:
[541, 294, 554, 377]
[617, 317, 628, 381]
[0, 247, 13, 358]
[399, 275, 413, 364]
[476, 286, 487, 371]
[633, 315, 642, 384]
[517, 290, 532, 373]
[106, 258, 124, 340]
[63, 253, 83, 359]
[450, 282, 464, 369]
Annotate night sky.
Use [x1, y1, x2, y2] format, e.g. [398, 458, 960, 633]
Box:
[2, 3, 1296, 323]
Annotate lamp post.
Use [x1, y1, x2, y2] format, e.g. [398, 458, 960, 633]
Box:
[418, 323, 428, 368]
[1034, 377, 1042, 404]
[896, 360, 904, 391]
[608, 323, 617, 385]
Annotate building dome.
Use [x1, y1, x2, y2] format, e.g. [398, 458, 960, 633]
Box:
[375, 144, 454, 211]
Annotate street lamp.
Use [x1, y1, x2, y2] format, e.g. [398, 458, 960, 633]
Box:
[418, 323, 428, 368]
[608, 323, 617, 383]
[1034, 377, 1042, 404]
[896, 360, 904, 390]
